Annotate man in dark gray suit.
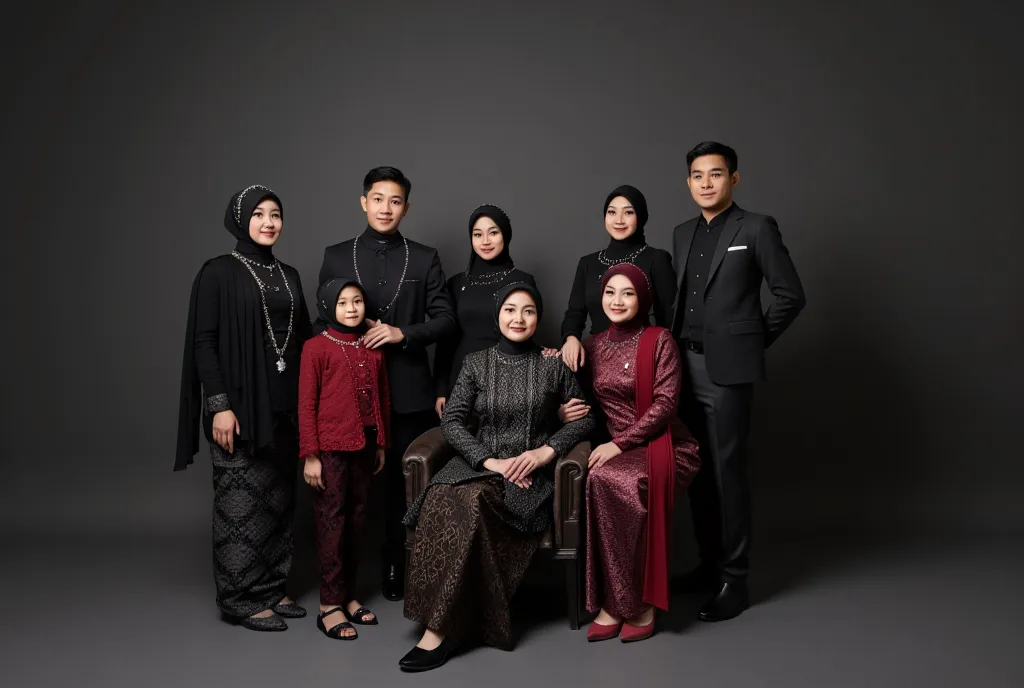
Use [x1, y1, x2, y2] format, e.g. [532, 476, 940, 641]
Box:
[671, 141, 806, 621]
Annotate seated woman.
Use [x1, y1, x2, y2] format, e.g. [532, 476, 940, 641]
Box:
[400, 282, 595, 672]
[583, 263, 701, 643]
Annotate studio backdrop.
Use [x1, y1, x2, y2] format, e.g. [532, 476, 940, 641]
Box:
[1, 0, 1021, 537]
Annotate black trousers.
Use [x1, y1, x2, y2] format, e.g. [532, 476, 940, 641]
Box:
[382, 409, 439, 568]
[679, 348, 755, 583]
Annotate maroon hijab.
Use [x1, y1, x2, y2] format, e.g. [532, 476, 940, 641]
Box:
[600, 263, 652, 342]
[600, 263, 675, 610]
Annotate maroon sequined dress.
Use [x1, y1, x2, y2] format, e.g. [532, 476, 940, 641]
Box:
[583, 328, 700, 618]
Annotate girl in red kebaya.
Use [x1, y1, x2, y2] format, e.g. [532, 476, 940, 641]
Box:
[299, 277, 389, 640]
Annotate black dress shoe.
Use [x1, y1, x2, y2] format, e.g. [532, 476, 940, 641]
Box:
[399, 639, 457, 673]
[382, 564, 404, 601]
[672, 564, 718, 593]
[698, 581, 750, 622]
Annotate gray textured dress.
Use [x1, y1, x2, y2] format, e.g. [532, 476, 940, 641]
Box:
[403, 346, 594, 647]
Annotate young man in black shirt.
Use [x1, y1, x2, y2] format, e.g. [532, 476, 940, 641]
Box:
[318, 167, 457, 600]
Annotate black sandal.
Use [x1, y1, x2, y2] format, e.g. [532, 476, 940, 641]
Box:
[344, 605, 378, 625]
[317, 607, 357, 640]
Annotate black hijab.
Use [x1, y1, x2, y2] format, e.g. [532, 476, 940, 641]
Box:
[224, 184, 284, 262]
[493, 281, 543, 355]
[603, 185, 649, 258]
[466, 204, 514, 276]
[317, 277, 368, 335]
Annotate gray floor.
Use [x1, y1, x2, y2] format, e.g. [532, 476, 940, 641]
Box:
[4, 531, 1022, 688]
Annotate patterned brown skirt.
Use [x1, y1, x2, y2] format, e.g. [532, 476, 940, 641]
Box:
[404, 475, 539, 649]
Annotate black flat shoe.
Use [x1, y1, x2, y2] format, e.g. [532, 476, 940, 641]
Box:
[698, 581, 750, 622]
[317, 607, 357, 640]
[382, 564, 404, 601]
[344, 605, 378, 625]
[240, 614, 288, 632]
[272, 601, 307, 618]
[399, 639, 457, 673]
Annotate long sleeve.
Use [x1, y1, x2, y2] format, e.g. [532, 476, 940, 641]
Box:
[611, 331, 682, 451]
[298, 346, 322, 459]
[433, 276, 460, 397]
[560, 257, 590, 343]
[440, 362, 492, 469]
[192, 268, 227, 400]
[377, 354, 391, 448]
[545, 361, 597, 457]
[754, 216, 806, 347]
[649, 250, 678, 329]
[402, 251, 457, 350]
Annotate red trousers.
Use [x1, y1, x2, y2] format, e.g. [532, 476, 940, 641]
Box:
[313, 444, 376, 605]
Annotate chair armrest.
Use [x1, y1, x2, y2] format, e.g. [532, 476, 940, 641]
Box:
[553, 441, 590, 550]
[403, 426, 455, 508]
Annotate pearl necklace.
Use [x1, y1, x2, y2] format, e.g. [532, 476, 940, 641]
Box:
[233, 252, 279, 288]
[605, 327, 645, 370]
[320, 332, 371, 416]
[353, 235, 409, 316]
[463, 266, 515, 290]
[320, 331, 363, 347]
[597, 244, 648, 279]
[231, 251, 294, 373]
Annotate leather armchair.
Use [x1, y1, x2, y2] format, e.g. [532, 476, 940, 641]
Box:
[403, 426, 591, 629]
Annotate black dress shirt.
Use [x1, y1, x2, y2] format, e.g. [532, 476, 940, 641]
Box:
[318, 228, 457, 413]
[677, 204, 735, 343]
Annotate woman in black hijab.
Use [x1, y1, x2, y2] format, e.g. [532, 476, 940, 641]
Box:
[432, 204, 537, 417]
[400, 282, 595, 672]
[176, 184, 313, 631]
[559, 185, 677, 372]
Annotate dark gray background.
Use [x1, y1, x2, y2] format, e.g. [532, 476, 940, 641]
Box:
[2, 0, 1021, 542]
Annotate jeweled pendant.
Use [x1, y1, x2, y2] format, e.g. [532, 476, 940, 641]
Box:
[624, 362, 630, 370]
[277, 358, 286, 373]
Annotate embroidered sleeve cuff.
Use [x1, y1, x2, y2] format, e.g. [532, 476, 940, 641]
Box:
[205, 393, 230, 413]
[464, 447, 491, 470]
[546, 434, 575, 459]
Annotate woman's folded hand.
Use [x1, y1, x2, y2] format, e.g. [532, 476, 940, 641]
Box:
[484, 456, 532, 489]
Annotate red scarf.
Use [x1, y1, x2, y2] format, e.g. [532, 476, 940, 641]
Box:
[635, 326, 675, 610]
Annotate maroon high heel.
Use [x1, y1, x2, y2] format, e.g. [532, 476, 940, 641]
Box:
[620, 618, 655, 643]
[587, 619, 623, 642]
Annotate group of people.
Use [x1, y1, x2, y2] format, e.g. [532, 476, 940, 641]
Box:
[175, 140, 806, 672]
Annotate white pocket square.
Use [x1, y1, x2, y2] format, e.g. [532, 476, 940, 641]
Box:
[727, 245, 747, 251]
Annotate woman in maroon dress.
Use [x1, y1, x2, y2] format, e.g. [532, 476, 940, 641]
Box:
[583, 263, 701, 642]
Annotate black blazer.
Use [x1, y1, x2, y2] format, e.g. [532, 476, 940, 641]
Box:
[318, 237, 457, 414]
[670, 204, 805, 385]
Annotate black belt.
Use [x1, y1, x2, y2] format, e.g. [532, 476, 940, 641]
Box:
[680, 338, 704, 354]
